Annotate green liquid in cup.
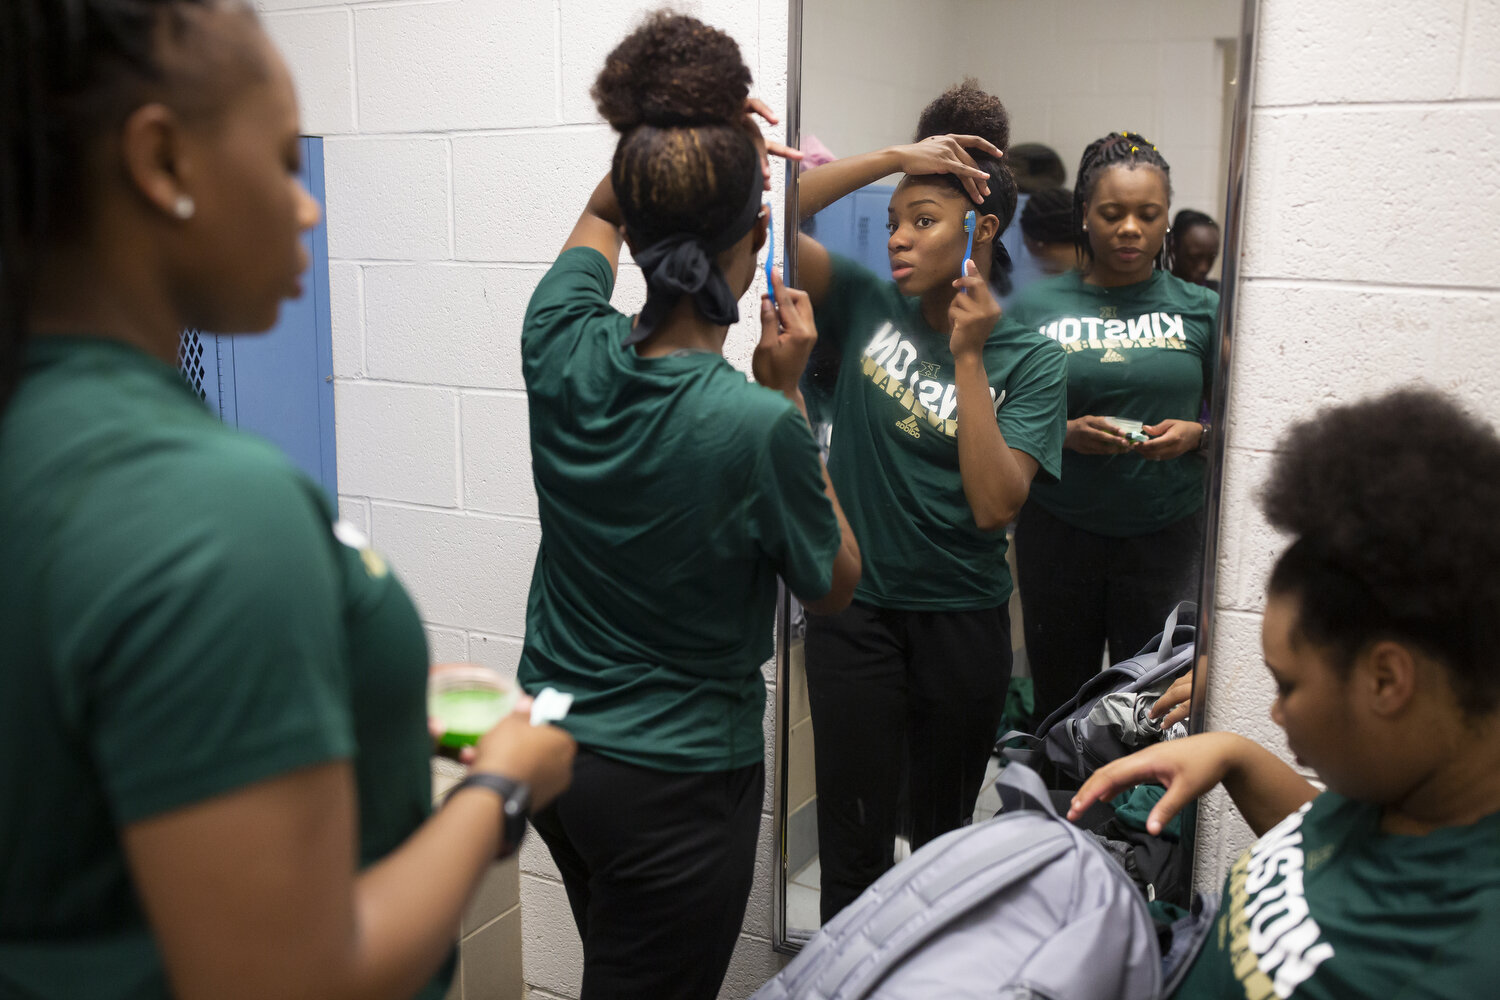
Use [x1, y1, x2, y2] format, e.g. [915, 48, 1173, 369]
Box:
[430, 686, 515, 748]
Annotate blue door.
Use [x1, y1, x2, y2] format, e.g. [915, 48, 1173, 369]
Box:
[177, 137, 337, 498]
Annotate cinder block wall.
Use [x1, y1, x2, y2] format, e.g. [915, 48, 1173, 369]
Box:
[1195, 0, 1500, 882]
[260, 0, 1500, 995]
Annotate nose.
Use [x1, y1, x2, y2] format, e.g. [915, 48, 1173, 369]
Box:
[297, 182, 322, 231]
[1269, 698, 1284, 728]
[887, 225, 911, 253]
[1119, 214, 1142, 238]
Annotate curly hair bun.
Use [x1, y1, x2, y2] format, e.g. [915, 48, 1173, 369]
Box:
[913, 77, 1010, 152]
[591, 11, 751, 133]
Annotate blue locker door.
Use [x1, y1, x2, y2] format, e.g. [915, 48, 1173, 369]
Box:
[804, 183, 895, 279]
[179, 137, 337, 498]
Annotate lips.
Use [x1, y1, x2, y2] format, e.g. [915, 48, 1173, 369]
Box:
[890, 259, 915, 280]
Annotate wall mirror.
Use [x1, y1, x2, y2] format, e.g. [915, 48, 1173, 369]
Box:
[772, 0, 1258, 950]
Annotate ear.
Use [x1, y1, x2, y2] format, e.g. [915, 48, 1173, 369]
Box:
[1359, 640, 1419, 718]
[752, 210, 769, 253]
[119, 102, 195, 220]
[977, 213, 1002, 245]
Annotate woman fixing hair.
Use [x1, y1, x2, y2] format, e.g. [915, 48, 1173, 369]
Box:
[792, 79, 1067, 922]
[1003, 132, 1218, 728]
[1074, 386, 1500, 998]
[0, 3, 575, 999]
[516, 11, 860, 998]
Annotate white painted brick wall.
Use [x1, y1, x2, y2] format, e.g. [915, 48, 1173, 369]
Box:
[1198, 0, 1500, 887]
[262, 0, 1500, 992]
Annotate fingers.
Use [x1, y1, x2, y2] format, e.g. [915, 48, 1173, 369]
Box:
[766, 140, 804, 161]
[1144, 782, 1194, 836]
[1158, 702, 1192, 729]
[745, 96, 777, 124]
[953, 133, 1005, 159]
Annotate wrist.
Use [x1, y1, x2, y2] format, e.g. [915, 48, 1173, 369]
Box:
[1197, 418, 1212, 452]
[446, 772, 531, 859]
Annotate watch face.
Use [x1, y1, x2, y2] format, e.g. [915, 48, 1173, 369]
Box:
[504, 784, 531, 818]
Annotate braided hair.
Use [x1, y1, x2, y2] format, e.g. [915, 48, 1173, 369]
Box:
[1073, 131, 1173, 270]
[0, 0, 229, 413]
[1020, 186, 1075, 246]
[912, 79, 1018, 296]
[591, 11, 760, 251]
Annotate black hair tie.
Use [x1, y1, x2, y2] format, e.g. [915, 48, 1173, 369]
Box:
[625, 177, 764, 347]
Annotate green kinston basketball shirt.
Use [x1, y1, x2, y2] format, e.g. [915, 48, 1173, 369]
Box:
[1174, 792, 1500, 999]
[518, 248, 842, 773]
[999, 269, 1217, 537]
[813, 254, 1066, 611]
[0, 337, 446, 1000]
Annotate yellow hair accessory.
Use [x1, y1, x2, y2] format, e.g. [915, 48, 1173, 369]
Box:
[1131, 146, 1138, 153]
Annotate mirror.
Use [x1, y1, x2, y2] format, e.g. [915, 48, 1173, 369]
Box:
[773, 0, 1257, 948]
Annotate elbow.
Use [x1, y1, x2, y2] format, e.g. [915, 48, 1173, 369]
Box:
[802, 550, 861, 616]
[972, 504, 1020, 534]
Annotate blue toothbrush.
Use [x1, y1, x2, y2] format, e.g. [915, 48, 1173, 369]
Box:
[960, 210, 976, 288]
[764, 201, 776, 302]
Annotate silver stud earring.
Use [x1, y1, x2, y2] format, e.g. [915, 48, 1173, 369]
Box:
[173, 194, 196, 221]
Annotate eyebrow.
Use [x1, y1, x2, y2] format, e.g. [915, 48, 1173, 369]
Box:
[888, 199, 941, 215]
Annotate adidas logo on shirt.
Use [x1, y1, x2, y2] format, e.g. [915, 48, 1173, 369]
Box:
[895, 414, 922, 438]
[1101, 349, 1127, 363]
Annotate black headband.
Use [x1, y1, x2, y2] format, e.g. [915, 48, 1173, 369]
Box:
[623, 177, 764, 347]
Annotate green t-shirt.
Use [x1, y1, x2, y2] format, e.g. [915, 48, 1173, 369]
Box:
[813, 254, 1066, 611]
[0, 338, 447, 1000]
[1001, 269, 1217, 537]
[1175, 793, 1500, 1000]
[517, 248, 841, 772]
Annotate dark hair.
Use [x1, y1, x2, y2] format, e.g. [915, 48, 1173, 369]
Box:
[0, 0, 234, 412]
[1020, 186, 1075, 245]
[1073, 131, 1173, 269]
[1008, 142, 1066, 194]
[1261, 387, 1500, 717]
[912, 78, 1018, 295]
[592, 11, 759, 249]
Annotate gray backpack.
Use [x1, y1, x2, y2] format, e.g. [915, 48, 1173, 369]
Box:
[1004, 603, 1196, 783]
[751, 764, 1162, 1000]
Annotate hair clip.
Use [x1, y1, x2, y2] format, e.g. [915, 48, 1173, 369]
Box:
[1131, 146, 1139, 153]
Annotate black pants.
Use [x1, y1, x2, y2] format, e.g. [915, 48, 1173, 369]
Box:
[531, 749, 764, 1000]
[804, 602, 1012, 923]
[1014, 502, 1204, 726]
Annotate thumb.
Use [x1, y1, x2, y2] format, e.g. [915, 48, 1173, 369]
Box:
[759, 295, 779, 342]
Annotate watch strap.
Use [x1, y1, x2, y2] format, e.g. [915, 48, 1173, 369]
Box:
[447, 772, 530, 858]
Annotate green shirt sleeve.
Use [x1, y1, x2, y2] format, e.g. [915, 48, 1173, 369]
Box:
[522, 246, 618, 378]
[992, 337, 1068, 485]
[50, 448, 355, 825]
[748, 406, 842, 603]
[816, 253, 887, 354]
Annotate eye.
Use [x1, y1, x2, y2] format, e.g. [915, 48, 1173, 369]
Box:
[885, 222, 898, 235]
[915, 216, 935, 229]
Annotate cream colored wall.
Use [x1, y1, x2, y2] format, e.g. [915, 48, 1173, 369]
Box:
[801, 0, 1239, 221]
[262, 0, 1500, 994]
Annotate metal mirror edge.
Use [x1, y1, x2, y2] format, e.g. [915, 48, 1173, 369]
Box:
[770, 0, 804, 954]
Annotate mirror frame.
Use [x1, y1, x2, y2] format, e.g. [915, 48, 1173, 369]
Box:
[770, 0, 1262, 953]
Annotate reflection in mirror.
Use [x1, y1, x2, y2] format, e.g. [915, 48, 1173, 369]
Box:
[775, 0, 1251, 946]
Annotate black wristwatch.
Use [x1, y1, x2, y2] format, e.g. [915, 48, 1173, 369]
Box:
[447, 773, 531, 858]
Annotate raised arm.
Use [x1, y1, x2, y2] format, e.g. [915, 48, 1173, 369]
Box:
[947, 264, 1045, 530]
[754, 268, 861, 613]
[561, 174, 627, 276]
[1069, 731, 1320, 838]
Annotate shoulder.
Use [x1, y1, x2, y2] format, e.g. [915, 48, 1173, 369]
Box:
[1001, 272, 1088, 325]
[824, 251, 895, 303]
[524, 249, 620, 335]
[1157, 272, 1220, 316]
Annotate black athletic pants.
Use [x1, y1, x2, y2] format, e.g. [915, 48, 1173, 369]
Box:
[530, 748, 764, 1000]
[1014, 502, 1204, 726]
[804, 601, 1012, 923]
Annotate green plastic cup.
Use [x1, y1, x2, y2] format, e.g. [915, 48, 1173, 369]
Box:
[428, 667, 518, 749]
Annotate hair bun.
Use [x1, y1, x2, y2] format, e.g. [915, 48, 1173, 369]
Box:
[913, 78, 1010, 153]
[592, 11, 751, 133]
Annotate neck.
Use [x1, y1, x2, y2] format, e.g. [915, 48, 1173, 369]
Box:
[633, 296, 729, 357]
[1082, 261, 1156, 289]
[29, 233, 181, 365]
[1380, 714, 1500, 835]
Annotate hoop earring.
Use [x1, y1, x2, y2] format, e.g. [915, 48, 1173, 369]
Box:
[173, 194, 196, 221]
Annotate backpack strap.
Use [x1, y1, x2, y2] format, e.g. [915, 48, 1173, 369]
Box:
[996, 731, 1042, 770]
[995, 761, 1057, 817]
[1154, 601, 1196, 665]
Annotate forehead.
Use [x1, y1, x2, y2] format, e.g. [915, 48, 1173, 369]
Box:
[889, 177, 964, 214]
[1089, 164, 1169, 205]
[1181, 226, 1220, 250]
